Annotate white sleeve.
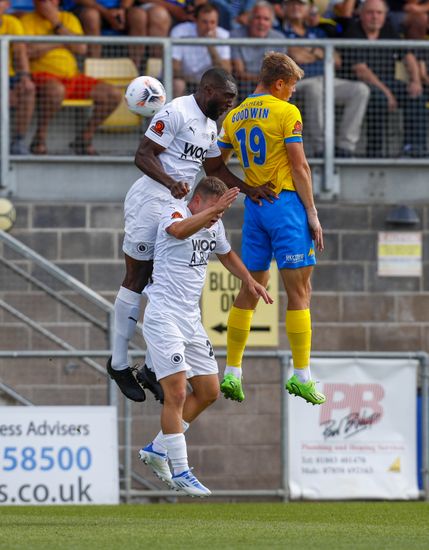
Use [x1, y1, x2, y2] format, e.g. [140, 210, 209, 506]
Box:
[206, 140, 221, 159]
[159, 202, 188, 233]
[214, 221, 231, 255]
[145, 106, 183, 149]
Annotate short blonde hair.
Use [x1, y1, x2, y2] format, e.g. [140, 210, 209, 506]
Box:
[194, 176, 228, 198]
[259, 51, 304, 86]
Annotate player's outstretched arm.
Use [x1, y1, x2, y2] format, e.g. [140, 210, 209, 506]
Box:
[135, 136, 190, 199]
[286, 142, 324, 252]
[217, 250, 273, 305]
[204, 156, 278, 206]
[167, 188, 240, 240]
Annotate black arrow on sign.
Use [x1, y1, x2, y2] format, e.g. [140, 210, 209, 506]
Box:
[211, 323, 271, 334]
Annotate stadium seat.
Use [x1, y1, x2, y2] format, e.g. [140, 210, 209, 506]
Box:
[61, 58, 141, 132]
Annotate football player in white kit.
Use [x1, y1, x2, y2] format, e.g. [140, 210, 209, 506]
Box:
[107, 67, 277, 401]
[138, 176, 273, 496]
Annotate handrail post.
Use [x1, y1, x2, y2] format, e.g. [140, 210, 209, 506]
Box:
[420, 352, 429, 501]
[0, 38, 10, 190]
[280, 352, 291, 502]
[107, 309, 118, 408]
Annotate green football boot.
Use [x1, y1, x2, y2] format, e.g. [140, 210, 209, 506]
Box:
[285, 375, 326, 405]
[220, 373, 245, 402]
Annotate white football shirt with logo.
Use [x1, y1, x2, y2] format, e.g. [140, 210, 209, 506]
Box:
[138, 94, 221, 199]
[143, 201, 231, 320]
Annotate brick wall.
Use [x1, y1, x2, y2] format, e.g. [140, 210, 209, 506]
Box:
[1, 200, 428, 492]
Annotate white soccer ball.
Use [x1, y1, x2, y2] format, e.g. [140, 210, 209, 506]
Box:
[125, 76, 166, 117]
[0, 197, 16, 232]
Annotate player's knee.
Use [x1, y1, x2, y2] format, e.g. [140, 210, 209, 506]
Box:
[164, 387, 187, 408]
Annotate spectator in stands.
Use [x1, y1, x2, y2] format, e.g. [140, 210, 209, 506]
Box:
[280, 0, 370, 157]
[211, 0, 257, 30]
[171, 3, 231, 97]
[385, 0, 428, 37]
[0, 0, 35, 154]
[62, 0, 171, 70]
[21, 0, 122, 155]
[343, 0, 427, 157]
[231, 1, 286, 100]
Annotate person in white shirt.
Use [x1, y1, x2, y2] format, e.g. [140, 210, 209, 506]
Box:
[106, 67, 276, 403]
[138, 176, 273, 497]
[171, 3, 231, 97]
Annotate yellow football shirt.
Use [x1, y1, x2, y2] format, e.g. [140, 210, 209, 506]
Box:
[218, 93, 303, 194]
[20, 12, 83, 78]
[0, 14, 24, 76]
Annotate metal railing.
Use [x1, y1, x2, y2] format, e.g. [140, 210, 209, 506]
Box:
[2, 36, 429, 196]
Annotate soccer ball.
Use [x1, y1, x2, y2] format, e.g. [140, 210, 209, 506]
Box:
[125, 76, 166, 117]
[0, 198, 16, 232]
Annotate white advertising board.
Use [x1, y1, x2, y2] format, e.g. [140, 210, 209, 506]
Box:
[0, 406, 119, 505]
[288, 358, 419, 500]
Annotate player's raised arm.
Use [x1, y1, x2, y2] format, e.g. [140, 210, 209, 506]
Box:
[135, 136, 190, 199]
[204, 155, 278, 205]
[167, 187, 240, 240]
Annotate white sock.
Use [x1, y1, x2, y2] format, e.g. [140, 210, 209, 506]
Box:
[152, 420, 190, 455]
[111, 286, 141, 371]
[294, 366, 311, 383]
[224, 366, 242, 379]
[163, 433, 188, 475]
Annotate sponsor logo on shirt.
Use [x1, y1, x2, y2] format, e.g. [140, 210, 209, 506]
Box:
[285, 253, 304, 263]
[180, 142, 208, 161]
[171, 211, 184, 219]
[292, 120, 303, 135]
[150, 120, 165, 136]
[188, 238, 216, 267]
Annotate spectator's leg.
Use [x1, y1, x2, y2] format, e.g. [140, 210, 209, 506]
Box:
[126, 6, 148, 72]
[12, 77, 36, 145]
[147, 5, 172, 58]
[77, 7, 102, 58]
[365, 85, 387, 158]
[392, 80, 427, 156]
[77, 82, 122, 154]
[335, 79, 370, 154]
[295, 77, 323, 156]
[31, 78, 65, 155]
[173, 78, 186, 98]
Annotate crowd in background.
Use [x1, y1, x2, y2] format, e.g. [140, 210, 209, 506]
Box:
[1, 0, 429, 156]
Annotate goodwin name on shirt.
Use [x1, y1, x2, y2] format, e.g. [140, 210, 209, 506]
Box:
[231, 107, 269, 123]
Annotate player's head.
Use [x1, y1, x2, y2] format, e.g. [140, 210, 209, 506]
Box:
[195, 68, 237, 120]
[189, 176, 228, 225]
[258, 51, 304, 101]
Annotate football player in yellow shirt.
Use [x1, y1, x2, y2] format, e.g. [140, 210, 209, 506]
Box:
[218, 51, 325, 405]
[0, 0, 35, 154]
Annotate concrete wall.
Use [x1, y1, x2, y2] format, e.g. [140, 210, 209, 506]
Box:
[1, 199, 428, 492]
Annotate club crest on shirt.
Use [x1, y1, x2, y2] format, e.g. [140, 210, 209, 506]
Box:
[292, 120, 303, 135]
[150, 120, 165, 136]
[171, 211, 183, 219]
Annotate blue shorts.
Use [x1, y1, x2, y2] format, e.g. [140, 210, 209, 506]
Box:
[242, 190, 316, 271]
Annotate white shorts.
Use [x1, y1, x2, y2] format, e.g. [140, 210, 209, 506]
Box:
[122, 180, 173, 261]
[143, 309, 218, 381]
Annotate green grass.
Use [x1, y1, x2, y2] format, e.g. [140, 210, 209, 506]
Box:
[0, 502, 429, 549]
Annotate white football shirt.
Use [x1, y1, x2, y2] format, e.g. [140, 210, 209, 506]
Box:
[144, 201, 231, 319]
[139, 94, 221, 199]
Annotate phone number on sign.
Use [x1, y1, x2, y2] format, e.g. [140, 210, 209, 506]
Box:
[0, 446, 92, 471]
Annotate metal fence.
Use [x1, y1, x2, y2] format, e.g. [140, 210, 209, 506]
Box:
[1, 36, 429, 195]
